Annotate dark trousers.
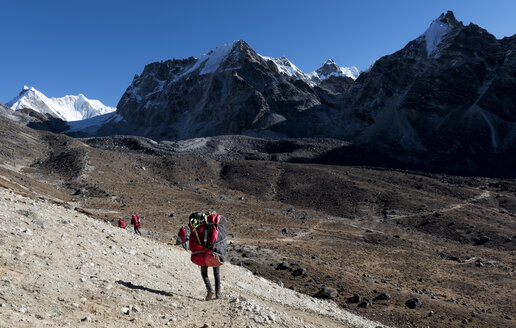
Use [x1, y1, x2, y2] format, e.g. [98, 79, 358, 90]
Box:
[201, 266, 220, 294]
[134, 226, 141, 235]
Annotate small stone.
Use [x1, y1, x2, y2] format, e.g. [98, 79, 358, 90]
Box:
[273, 280, 284, 288]
[121, 307, 130, 314]
[276, 262, 289, 270]
[131, 305, 141, 313]
[81, 317, 91, 322]
[19, 307, 27, 313]
[289, 285, 296, 291]
[242, 252, 254, 258]
[505, 315, 512, 320]
[347, 294, 362, 303]
[292, 268, 307, 277]
[374, 293, 391, 301]
[406, 298, 422, 309]
[358, 301, 370, 308]
[253, 315, 265, 323]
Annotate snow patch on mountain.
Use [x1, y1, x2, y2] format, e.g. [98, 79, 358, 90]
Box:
[310, 59, 360, 80]
[6, 86, 115, 121]
[421, 19, 449, 57]
[184, 41, 240, 76]
[259, 55, 313, 82]
[260, 55, 359, 84]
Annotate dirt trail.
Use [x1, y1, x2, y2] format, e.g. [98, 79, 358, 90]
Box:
[0, 187, 387, 328]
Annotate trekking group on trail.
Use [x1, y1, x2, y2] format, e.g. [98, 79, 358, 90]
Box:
[118, 214, 143, 236]
[117, 210, 228, 301]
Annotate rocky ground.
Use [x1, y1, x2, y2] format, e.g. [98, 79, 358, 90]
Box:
[0, 116, 515, 327]
[0, 187, 383, 328]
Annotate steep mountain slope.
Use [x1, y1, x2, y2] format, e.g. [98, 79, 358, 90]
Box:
[0, 187, 385, 328]
[114, 40, 357, 140]
[345, 11, 516, 158]
[6, 86, 115, 121]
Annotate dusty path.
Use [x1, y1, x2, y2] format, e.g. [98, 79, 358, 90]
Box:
[0, 187, 387, 328]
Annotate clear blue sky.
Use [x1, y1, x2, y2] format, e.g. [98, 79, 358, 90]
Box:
[1, 0, 515, 107]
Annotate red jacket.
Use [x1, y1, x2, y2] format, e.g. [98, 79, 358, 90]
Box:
[131, 215, 141, 227]
[118, 219, 126, 229]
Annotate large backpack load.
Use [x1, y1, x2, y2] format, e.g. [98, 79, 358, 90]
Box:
[188, 211, 228, 267]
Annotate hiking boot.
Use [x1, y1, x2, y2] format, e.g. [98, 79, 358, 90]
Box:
[215, 291, 221, 299]
[205, 291, 214, 301]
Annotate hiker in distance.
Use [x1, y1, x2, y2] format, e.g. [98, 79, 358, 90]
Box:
[131, 214, 142, 236]
[118, 217, 126, 229]
[188, 211, 228, 300]
[177, 225, 190, 250]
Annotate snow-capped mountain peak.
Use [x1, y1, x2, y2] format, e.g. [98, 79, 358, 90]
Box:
[6, 86, 115, 121]
[419, 11, 461, 58]
[310, 59, 360, 80]
[183, 41, 242, 76]
[259, 54, 313, 82]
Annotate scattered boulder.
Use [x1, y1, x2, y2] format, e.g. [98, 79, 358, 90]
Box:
[374, 293, 391, 301]
[276, 262, 289, 270]
[289, 285, 296, 291]
[347, 294, 362, 303]
[242, 251, 254, 258]
[405, 297, 422, 309]
[281, 228, 288, 235]
[292, 268, 307, 277]
[357, 301, 369, 308]
[314, 287, 338, 299]
[473, 236, 490, 246]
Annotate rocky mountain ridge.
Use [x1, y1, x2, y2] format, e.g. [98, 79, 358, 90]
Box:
[9, 11, 516, 174]
[107, 12, 515, 170]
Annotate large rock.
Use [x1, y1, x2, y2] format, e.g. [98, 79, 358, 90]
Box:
[314, 287, 338, 299]
[405, 297, 422, 309]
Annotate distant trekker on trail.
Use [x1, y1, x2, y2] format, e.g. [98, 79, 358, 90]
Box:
[118, 218, 126, 229]
[188, 211, 228, 300]
[131, 214, 142, 236]
[177, 225, 190, 250]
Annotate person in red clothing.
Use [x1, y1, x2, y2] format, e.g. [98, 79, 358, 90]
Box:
[118, 218, 126, 229]
[188, 211, 227, 300]
[131, 214, 142, 235]
[177, 225, 190, 250]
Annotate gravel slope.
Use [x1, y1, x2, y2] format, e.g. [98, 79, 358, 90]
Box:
[0, 187, 386, 328]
